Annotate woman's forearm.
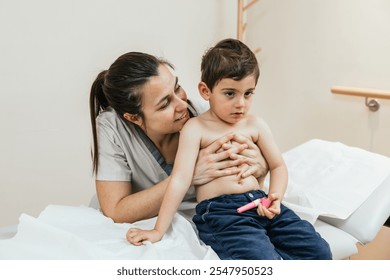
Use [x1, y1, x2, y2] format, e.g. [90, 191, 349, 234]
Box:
[96, 177, 169, 223]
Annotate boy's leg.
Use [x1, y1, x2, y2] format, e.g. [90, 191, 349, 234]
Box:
[193, 194, 282, 260]
[267, 205, 332, 260]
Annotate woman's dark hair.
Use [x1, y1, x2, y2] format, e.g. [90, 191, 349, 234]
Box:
[89, 52, 173, 174]
[201, 38, 260, 90]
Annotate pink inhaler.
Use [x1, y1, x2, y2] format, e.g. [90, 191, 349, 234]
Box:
[237, 197, 271, 213]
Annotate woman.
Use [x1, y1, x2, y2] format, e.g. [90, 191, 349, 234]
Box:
[89, 52, 267, 223]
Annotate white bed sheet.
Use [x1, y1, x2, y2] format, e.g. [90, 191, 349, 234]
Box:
[0, 205, 219, 260]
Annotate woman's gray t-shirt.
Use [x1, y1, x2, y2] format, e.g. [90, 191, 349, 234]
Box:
[95, 100, 204, 202]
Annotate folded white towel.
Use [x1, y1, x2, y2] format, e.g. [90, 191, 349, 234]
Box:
[265, 139, 390, 223]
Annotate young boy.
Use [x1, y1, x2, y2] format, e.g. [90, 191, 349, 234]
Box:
[127, 39, 332, 260]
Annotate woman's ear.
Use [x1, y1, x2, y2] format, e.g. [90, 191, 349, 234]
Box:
[198, 82, 211, 101]
[123, 113, 142, 127]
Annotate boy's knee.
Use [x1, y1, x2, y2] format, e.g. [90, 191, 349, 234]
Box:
[315, 239, 333, 260]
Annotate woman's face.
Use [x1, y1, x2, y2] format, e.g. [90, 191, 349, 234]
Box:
[139, 64, 190, 137]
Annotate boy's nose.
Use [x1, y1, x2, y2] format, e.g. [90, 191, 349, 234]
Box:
[235, 96, 245, 107]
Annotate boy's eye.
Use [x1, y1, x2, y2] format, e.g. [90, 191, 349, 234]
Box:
[245, 91, 254, 97]
[225, 91, 235, 97]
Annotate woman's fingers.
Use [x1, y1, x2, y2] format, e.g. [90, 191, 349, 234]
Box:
[214, 144, 248, 161]
[240, 164, 258, 178]
[204, 133, 235, 154]
[215, 157, 247, 171]
[232, 134, 259, 150]
[192, 133, 257, 186]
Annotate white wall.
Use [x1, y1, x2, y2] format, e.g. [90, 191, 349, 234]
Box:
[246, 0, 390, 154]
[0, 0, 236, 227]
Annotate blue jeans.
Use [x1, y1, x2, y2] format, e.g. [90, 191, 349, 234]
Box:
[193, 190, 332, 260]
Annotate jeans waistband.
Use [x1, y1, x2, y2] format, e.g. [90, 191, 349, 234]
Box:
[198, 189, 267, 205]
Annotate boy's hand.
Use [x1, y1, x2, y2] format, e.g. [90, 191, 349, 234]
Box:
[126, 228, 163, 246]
[256, 193, 281, 219]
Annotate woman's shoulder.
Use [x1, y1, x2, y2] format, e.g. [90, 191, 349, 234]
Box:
[96, 107, 123, 128]
[96, 107, 136, 140]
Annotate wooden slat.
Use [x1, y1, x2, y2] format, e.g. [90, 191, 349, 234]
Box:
[244, 0, 259, 11]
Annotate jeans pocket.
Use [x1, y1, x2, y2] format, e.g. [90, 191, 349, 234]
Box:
[201, 201, 213, 223]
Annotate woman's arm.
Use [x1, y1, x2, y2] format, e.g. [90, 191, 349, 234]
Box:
[98, 132, 266, 224]
[96, 133, 243, 223]
[97, 137, 241, 224]
[96, 178, 169, 223]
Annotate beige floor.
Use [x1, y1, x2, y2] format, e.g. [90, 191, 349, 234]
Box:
[350, 226, 390, 260]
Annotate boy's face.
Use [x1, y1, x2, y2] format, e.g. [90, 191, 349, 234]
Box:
[206, 75, 256, 124]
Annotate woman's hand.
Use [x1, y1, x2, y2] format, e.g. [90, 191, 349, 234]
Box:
[192, 133, 249, 186]
[126, 228, 163, 246]
[225, 134, 268, 179]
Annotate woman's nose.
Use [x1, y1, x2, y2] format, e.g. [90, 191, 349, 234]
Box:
[174, 94, 188, 111]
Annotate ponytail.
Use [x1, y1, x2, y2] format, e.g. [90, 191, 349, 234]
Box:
[89, 70, 109, 174]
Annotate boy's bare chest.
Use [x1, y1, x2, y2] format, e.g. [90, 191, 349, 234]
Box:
[199, 122, 258, 149]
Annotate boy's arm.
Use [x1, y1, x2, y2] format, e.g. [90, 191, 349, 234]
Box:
[127, 119, 202, 245]
[255, 118, 288, 218]
[154, 123, 201, 234]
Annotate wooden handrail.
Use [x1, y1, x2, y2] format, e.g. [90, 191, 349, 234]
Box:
[331, 86, 390, 100]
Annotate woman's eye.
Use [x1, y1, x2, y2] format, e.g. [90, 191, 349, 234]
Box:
[160, 99, 170, 110]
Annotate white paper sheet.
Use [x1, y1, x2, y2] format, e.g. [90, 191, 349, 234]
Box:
[265, 139, 390, 223]
[0, 205, 219, 260]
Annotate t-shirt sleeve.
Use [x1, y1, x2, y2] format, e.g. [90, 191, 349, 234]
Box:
[95, 120, 132, 182]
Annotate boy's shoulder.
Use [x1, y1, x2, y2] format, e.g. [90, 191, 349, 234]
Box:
[246, 113, 266, 125]
[181, 115, 203, 135]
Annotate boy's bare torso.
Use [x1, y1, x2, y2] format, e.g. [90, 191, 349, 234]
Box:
[194, 112, 265, 202]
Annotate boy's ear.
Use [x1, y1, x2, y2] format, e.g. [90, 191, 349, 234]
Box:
[198, 82, 211, 101]
[123, 113, 143, 127]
